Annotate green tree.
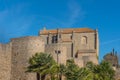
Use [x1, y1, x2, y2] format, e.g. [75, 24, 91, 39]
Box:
[64, 59, 79, 80]
[99, 61, 115, 80]
[77, 67, 93, 80]
[26, 53, 115, 80]
[86, 61, 115, 80]
[64, 59, 92, 80]
[59, 64, 66, 80]
[86, 62, 100, 80]
[26, 52, 57, 80]
[44, 62, 58, 80]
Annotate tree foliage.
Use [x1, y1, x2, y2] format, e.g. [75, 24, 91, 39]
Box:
[26, 52, 58, 80]
[26, 53, 115, 80]
[86, 61, 115, 80]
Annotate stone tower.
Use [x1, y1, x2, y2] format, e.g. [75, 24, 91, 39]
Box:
[10, 36, 44, 80]
[39, 28, 99, 66]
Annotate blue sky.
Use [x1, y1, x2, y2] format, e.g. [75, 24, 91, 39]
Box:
[0, 0, 120, 61]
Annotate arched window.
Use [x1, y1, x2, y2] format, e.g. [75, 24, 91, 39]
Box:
[81, 36, 87, 44]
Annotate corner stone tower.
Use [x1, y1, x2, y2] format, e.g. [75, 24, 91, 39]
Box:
[10, 36, 44, 80]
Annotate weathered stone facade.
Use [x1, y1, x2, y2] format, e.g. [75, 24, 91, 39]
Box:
[0, 28, 99, 80]
[0, 43, 11, 80]
[0, 36, 45, 80]
[11, 36, 44, 80]
[39, 28, 99, 66]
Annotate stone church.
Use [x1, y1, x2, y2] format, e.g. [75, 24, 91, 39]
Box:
[0, 27, 99, 80]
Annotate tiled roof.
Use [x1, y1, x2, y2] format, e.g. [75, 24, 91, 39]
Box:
[40, 28, 95, 35]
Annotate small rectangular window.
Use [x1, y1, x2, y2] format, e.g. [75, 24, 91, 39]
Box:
[71, 35, 72, 39]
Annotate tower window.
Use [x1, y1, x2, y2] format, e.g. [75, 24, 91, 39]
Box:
[81, 36, 87, 44]
[71, 35, 72, 39]
[52, 35, 57, 43]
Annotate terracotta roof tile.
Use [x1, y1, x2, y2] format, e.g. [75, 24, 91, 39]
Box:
[40, 28, 95, 35]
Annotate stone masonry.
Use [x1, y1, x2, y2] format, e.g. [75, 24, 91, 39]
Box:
[0, 27, 99, 80]
[0, 43, 11, 80]
[0, 36, 45, 80]
[39, 28, 99, 66]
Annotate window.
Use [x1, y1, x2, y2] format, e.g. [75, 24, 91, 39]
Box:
[81, 36, 87, 44]
[71, 35, 72, 39]
[52, 35, 57, 43]
[75, 53, 78, 58]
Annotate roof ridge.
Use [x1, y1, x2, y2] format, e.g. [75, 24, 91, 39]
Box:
[42, 27, 94, 31]
[40, 27, 95, 35]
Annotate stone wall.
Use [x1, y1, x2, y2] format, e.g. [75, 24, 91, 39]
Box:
[74, 53, 98, 67]
[45, 44, 67, 64]
[0, 28, 99, 80]
[10, 36, 45, 80]
[62, 42, 73, 58]
[0, 43, 11, 80]
[73, 33, 96, 54]
[115, 68, 120, 80]
[40, 32, 98, 55]
[40, 29, 99, 67]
